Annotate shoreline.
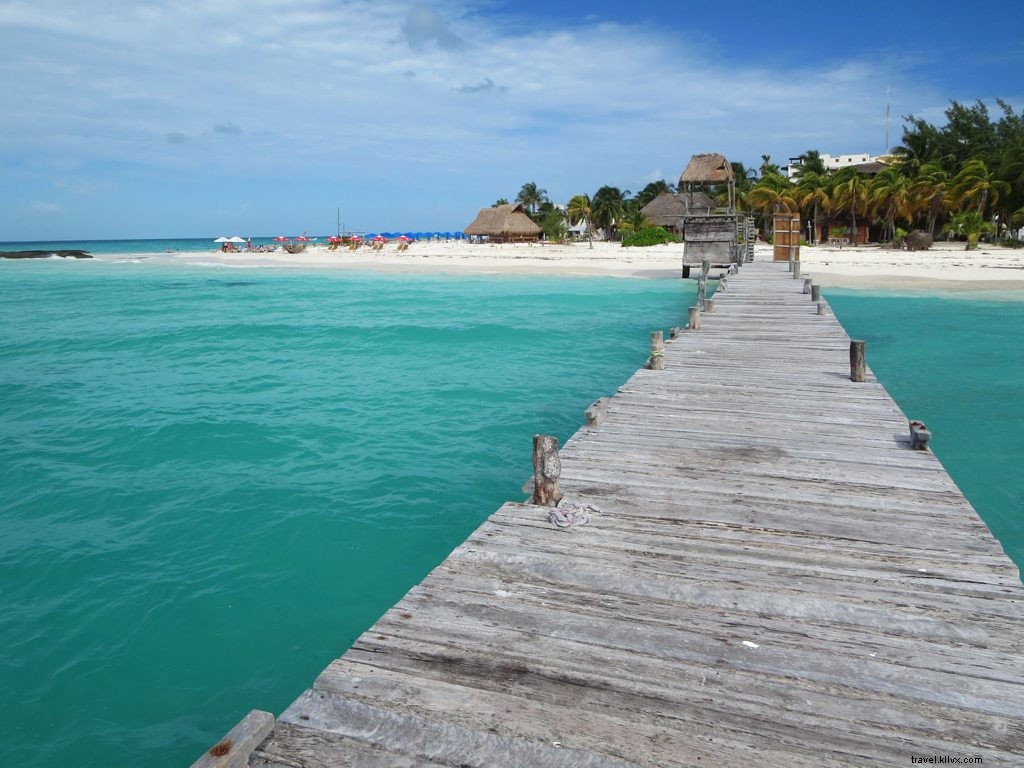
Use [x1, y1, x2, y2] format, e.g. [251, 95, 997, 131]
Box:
[23, 239, 1024, 294]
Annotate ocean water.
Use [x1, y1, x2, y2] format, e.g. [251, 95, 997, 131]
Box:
[1, 260, 1021, 768]
[0, 260, 692, 767]
[827, 289, 1024, 567]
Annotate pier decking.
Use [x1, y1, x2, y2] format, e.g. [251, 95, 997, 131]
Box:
[214, 261, 1024, 767]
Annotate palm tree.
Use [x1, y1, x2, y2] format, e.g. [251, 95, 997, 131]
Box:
[493, 198, 509, 207]
[949, 210, 994, 250]
[793, 149, 827, 180]
[867, 167, 913, 243]
[515, 182, 548, 215]
[746, 174, 796, 237]
[796, 172, 831, 243]
[618, 206, 652, 237]
[635, 180, 675, 208]
[567, 194, 593, 248]
[590, 186, 626, 241]
[910, 163, 950, 237]
[951, 158, 1010, 217]
[831, 167, 869, 245]
[759, 154, 781, 177]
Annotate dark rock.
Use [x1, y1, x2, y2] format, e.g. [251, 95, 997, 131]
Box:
[905, 231, 933, 252]
[0, 250, 93, 259]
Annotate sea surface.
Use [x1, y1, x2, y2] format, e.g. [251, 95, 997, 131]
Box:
[0, 257, 1021, 768]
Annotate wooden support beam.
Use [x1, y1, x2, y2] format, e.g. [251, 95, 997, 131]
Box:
[850, 340, 867, 382]
[704, 299, 715, 314]
[803, 278, 813, 295]
[817, 302, 826, 316]
[531, 434, 562, 506]
[811, 284, 821, 302]
[792, 261, 801, 279]
[648, 331, 665, 370]
[688, 305, 701, 330]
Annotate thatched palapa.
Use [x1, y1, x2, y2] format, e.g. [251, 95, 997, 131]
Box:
[679, 153, 734, 185]
[464, 203, 541, 243]
[641, 192, 716, 232]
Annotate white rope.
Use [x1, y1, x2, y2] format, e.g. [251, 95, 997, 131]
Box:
[548, 503, 600, 529]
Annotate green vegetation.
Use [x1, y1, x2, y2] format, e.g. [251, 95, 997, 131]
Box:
[739, 99, 1024, 246]
[622, 226, 679, 247]
[492, 98, 1024, 246]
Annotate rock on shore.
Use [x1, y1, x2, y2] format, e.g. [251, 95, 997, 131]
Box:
[0, 250, 93, 259]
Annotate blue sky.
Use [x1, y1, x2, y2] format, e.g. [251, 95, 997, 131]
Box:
[2, 0, 1022, 240]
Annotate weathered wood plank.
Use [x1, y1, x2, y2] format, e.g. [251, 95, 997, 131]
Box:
[235, 260, 1024, 767]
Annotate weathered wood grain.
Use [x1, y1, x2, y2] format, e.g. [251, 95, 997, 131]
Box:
[242, 261, 1024, 767]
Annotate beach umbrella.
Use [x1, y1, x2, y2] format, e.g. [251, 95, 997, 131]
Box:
[396, 235, 412, 242]
[348, 235, 364, 241]
[227, 236, 246, 243]
[372, 235, 386, 242]
[214, 236, 230, 243]
[364, 233, 378, 239]
[326, 236, 341, 243]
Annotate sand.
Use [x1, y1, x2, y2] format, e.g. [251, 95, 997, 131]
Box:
[114, 239, 1024, 293]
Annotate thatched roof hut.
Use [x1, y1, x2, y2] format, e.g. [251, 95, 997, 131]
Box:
[679, 153, 734, 185]
[679, 153, 735, 212]
[464, 203, 542, 242]
[641, 192, 716, 231]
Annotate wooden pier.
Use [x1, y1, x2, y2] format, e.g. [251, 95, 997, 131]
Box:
[202, 261, 1024, 767]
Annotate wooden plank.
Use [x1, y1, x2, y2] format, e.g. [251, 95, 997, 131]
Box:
[231, 260, 1024, 767]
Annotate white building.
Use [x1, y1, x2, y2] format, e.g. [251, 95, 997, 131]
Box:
[783, 153, 878, 178]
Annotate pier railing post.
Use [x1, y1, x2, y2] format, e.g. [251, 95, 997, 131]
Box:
[811, 284, 821, 302]
[850, 340, 867, 382]
[688, 305, 701, 330]
[697, 259, 709, 310]
[704, 299, 715, 314]
[793, 261, 801, 279]
[531, 435, 563, 506]
[803, 278, 813, 294]
[817, 302, 826, 315]
[648, 331, 665, 370]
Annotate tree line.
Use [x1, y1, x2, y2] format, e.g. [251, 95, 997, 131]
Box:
[497, 99, 1024, 249]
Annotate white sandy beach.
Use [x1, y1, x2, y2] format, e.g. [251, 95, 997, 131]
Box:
[113, 240, 1024, 292]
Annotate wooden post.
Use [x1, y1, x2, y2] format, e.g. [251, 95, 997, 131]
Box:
[803, 278, 813, 294]
[704, 298, 716, 313]
[817, 302, 825, 315]
[793, 261, 801, 279]
[585, 398, 610, 426]
[850, 340, 866, 382]
[719, 277, 728, 292]
[648, 331, 665, 370]
[531, 435, 562, 506]
[909, 420, 932, 450]
[682, 264, 691, 279]
[787, 256, 794, 273]
[697, 259, 709, 310]
[811, 284, 821, 302]
[688, 305, 701, 330]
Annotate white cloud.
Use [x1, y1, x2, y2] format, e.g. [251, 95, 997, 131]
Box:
[0, 0, 979, 237]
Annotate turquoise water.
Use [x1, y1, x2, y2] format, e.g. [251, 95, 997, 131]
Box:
[0, 261, 692, 767]
[1, 262, 1021, 768]
[827, 289, 1024, 568]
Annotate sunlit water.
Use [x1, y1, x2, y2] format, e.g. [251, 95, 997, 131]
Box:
[0, 260, 1020, 767]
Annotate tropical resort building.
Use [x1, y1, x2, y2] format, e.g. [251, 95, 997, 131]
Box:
[782, 152, 881, 178]
[463, 203, 542, 243]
